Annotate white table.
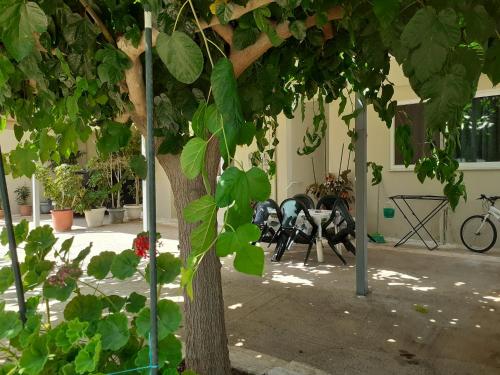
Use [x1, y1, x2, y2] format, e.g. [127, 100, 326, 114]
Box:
[268, 208, 331, 263]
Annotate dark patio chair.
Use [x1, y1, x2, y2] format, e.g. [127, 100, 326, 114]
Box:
[322, 199, 356, 265]
[272, 198, 318, 265]
[252, 199, 281, 244]
[292, 193, 315, 209]
[316, 195, 350, 211]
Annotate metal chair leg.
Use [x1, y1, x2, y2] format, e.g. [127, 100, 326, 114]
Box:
[327, 239, 347, 265]
[304, 241, 314, 265]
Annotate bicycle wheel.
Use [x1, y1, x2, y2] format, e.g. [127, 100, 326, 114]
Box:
[460, 215, 497, 253]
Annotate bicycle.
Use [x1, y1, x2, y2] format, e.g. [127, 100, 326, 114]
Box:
[460, 195, 500, 253]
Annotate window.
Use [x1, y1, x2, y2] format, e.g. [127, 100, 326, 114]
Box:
[455, 94, 500, 164]
[391, 92, 500, 170]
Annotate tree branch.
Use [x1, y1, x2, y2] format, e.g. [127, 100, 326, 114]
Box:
[117, 29, 159, 58]
[79, 0, 115, 45]
[199, 0, 274, 30]
[231, 6, 343, 77]
[212, 24, 234, 46]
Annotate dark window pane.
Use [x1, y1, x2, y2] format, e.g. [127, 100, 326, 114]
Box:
[455, 95, 500, 163]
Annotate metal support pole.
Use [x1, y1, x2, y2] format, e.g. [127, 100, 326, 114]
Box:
[144, 8, 158, 374]
[32, 175, 40, 227]
[0, 146, 26, 323]
[355, 93, 369, 296]
[141, 136, 147, 232]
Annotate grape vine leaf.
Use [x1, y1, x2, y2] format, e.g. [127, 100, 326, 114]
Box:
[157, 31, 204, 84]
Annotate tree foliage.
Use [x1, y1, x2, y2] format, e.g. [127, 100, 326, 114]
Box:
[0, 0, 498, 367]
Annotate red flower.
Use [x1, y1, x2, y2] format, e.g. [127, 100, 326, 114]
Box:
[133, 235, 150, 258]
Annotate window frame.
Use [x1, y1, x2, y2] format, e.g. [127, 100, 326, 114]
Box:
[390, 88, 500, 172]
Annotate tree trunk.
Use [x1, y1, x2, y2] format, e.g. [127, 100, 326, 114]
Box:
[158, 142, 231, 375]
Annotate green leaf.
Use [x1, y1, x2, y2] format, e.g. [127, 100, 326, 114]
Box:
[0, 0, 48, 61]
[136, 300, 182, 340]
[191, 102, 207, 139]
[483, 40, 500, 85]
[95, 46, 131, 84]
[463, 5, 495, 42]
[24, 225, 56, 258]
[373, 0, 400, 27]
[215, 166, 271, 208]
[97, 313, 130, 351]
[0, 267, 14, 293]
[157, 31, 204, 84]
[211, 58, 244, 160]
[97, 121, 132, 155]
[216, 223, 260, 257]
[110, 250, 140, 280]
[233, 27, 259, 50]
[9, 143, 38, 177]
[126, 292, 147, 313]
[101, 295, 126, 313]
[234, 244, 265, 276]
[180, 137, 208, 179]
[290, 20, 307, 40]
[216, 2, 234, 25]
[87, 251, 115, 280]
[74, 334, 101, 374]
[64, 295, 102, 322]
[0, 309, 22, 340]
[65, 319, 88, 345]
[43, 278, 76, 302]
[19, 335, 49, 375]
[130, 154, 147, 179]
[183, 195, 217, 255]
[72, 244, 92, 266]
[420, 65, 470, 130]
[0, 219, 29, 246]
[146, 252, 181, 284]
[159, 334, 183, 368]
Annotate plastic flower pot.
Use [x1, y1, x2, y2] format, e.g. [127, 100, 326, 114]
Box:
[40, 201, 51, 214]
[51, 209, 74, 232]
[84, 207, 106, 228]
[108, 208, 125, 224]
[124, 204, 142, 221]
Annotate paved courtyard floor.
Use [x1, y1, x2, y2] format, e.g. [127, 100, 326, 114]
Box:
[1, 215, 500, 374]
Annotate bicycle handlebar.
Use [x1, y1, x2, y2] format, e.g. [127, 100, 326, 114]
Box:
[479, 194, 500, 204]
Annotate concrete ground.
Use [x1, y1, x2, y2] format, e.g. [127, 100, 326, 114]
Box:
[1, 215, 500, 374]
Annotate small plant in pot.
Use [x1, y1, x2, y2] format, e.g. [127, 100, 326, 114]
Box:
[99, 154, 128, 224]
[75, 162, 109, 228]
[124, 155, 146, 221]
[35, 164, 84, 232]
[14, 185, 32, 216]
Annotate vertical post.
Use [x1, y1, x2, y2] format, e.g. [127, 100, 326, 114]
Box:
[32, 175, 40, 227]
[355, 93, 369, 296]
[141, 136, 147, 232]
[0, 146, 26, 323]
[144, 7, 158, 374]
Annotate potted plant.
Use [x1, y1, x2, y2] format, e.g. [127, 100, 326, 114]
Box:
[14, 185, 32, 216]
[40, 199, 52, 214]
[99, 154, 128, 224]
[306, 171, 354, 204]
[123, 131, 144, 221]
[75, 168, 108, 228]
[35, 164, 84, 232]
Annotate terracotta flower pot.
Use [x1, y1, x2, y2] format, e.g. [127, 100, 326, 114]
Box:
[51, 209, 74, 232]
[19, 205, 32, 217]
[0, 209, 4, 219]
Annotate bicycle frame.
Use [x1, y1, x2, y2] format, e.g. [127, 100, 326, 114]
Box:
[489, 205, 500, 221]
